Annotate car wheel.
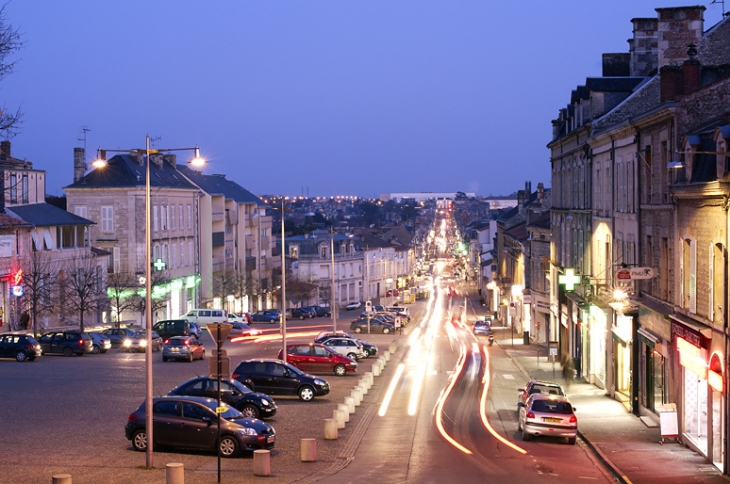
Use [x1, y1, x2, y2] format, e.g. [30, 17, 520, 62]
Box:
[162, 356, 168, 362]
[354, 327, 362, 333]
[299, 315, 305, 320]
[298, 385, 315, 402]
[92, 344, 100, 354]
[63, 346, 73, 357]
[383, 328, 390, 334]
[521, 427, 532, 441]
[347, 352, 358, 361]
[517, 419, 522, 431]
[567, 437, 576, 445]
[219, 435, 239, 458]
[239, 404, 259, 419]
[15, 350, 27, 362]
[132, 430, 147, 452]
[334, 364, 347, 376]
[269, 319, 276, 324]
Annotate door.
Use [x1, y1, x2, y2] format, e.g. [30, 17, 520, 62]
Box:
[152, 400, 181, 446]
[0, 335, 11, 357]
[287, 345, 313, 372]
[312, 345, 334, 373]
[178, 401, 217, 449]
[249, 361, 275, 394]
[268, 362, 300, 395]
[38, 333, 54, 353]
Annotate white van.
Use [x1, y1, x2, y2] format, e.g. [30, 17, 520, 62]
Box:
[184, 308, 228, 326]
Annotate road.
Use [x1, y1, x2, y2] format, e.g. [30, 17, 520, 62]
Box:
[320, 276, 614, 483]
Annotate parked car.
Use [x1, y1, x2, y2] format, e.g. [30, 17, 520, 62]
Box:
[314, 332, 377, 358]
[167, 376, 277, 419]
[386, 306, 411, 321]
[228, 313, 252, 324]
[125, 396, 275, 457]
[349, 318, 394, 334]
[229, 322, 261, 339]
[37, 331, 93, 356]
[345, 301, 362, 310]
[472, 320, 492, 336]
[518, 380, 566, 409]
[183, 308, 228, 326]
[278, 343, 357, 376]
[232, 359, 330, 402]
[189, 322, 202, 339]
[285, 308, 310, 320]
[518, 394, 577, 444]
[321, 337, 367, 360]
[152, 319, 195, 339]
[123, 331, 163, 353]
[306, 306, 331, 317]
[299, 306, 316, 318]
[101, 327, 137, 348]
[162, 336, 205, 362]
[0, 333, 41, 362]
[87, 331, 112, 354]
[250, 310, 281, 324]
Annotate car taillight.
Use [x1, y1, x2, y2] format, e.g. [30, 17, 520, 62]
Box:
[231, 373, 239, 379]
[526, 412, 535, 419]
[78, 339, 84, 346]
[164, 339, 169, 344]
[183, 339, 190, 346]
[127, 413, 138, 423]
[569, 415, 577, 424]
[25, 344, 34, 350]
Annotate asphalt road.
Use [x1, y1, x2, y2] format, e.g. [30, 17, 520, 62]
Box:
[0, 311, 397, 484]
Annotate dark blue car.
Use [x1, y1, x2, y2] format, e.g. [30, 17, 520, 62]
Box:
[251, 310, 281, 324]
[472, 320, 492, 335]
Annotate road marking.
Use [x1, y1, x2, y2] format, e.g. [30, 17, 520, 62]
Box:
[578, 477, 598, 480]
[502, 374, 515, 380]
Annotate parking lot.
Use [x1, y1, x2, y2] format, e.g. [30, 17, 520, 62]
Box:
[0, 314, 410, 484]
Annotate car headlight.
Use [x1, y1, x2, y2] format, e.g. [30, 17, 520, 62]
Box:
[237, 427, 258, 436]
[140, 340, 147, 347]
[314, 379, 327, 386]
[261, 400, 270, 406]
[123, 339, 131, 347]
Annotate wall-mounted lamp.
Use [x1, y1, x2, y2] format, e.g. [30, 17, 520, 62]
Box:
[667, 160, 684, 169]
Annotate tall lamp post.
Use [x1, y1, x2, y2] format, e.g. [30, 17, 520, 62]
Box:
[93, 135, 204, 467]
[280, 198, 287, 363]
[330, 229, 337, 333]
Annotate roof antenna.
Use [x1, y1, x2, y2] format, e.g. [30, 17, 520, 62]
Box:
[78, 126, 90, 162]
[710, 0, 727, 16]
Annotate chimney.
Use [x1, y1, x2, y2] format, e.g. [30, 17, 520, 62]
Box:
[537, 182, 545, 203]
[660, 66, 683, 102]
[629, 17, 658, 77]
[0, 140, 10, 159]
[150, 153, 164, 168]
[683, 44, 700, 95]
[656, 6, 705, 69]
[73, 147, 86, 183]
[525, 181, 532, 195]
[602, 53, 630, 77]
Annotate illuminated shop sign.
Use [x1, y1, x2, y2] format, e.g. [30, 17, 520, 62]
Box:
[676, 337, 707, 379]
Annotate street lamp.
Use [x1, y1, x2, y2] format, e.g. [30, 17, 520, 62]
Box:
[93, 135, 203, 468]
[280, 198, 287, 363]
[330, 229, 337, 333]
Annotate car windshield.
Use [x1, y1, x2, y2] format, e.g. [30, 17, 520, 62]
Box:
[282, 362, 303, 375]
[199, 399, 244, 420]
[530, 384, 563, 396]
[531, 400, 573, 414]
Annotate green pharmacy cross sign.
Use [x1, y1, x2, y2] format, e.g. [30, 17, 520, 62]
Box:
[153, 258, 166, 271]
[559, 268, 581, 291]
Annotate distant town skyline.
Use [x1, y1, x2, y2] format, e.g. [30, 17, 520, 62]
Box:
[2, 1, 726, 199]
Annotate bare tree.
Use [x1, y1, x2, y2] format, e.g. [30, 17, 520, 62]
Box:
[23, 249, 57, 338]
[62, 255, 106, 332]
[286, 276, 317, 308]
[133, 271, 170, 326]
[106, 271, 140, 328]
[0, 6, 23, 135]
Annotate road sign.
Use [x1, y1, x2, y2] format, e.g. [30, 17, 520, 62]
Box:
[616, 267, 655, 280]
[208, 356, 231, 379]
[365, 300, 373, 313]
[207, 323, 233, 347]
[616, 269, 632, 280]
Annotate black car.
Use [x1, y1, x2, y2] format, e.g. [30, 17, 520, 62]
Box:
[315, 332, 377, 357]
[0, 333, 41, 362]
[37, 331, 93, 356]
[101, 327, 137, 348]
[152, 319, 194, 339]
[349, 318, 394, 334]
[285, 308, 310, 320]
[168, 376, 277, 419]
[306, 306, 331, 317]
[125, 396, 275, 458]
[232, 359, 330, 402]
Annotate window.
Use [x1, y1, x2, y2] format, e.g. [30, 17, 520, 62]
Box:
[682, 239, 696, 312]
[187, 205, 192, 229]
[188, 241, 193, 267]
[153, 205, 159, 231]
[21, 174, 28, 204]
[170, 205, 176, 231]
[180, 242, 185, 267]
[161, 205, 168, 231]
[99, 206, 113, 233]
[112, 247, 121, 273]
[9, 174, 16, 203]
[171, 244, 177, 269]
[74, 206, 87, 219]
[179, 204, 184, 230]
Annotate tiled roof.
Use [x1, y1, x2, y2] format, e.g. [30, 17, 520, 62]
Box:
[177, 166, 262, 205]
[64, 154, 198, 190]
[7, 203, 93, 227]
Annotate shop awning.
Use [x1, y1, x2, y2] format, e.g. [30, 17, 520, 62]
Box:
[637, 327, 660, 348]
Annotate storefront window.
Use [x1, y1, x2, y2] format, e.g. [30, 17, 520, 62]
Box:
[652, 351, 665, 413]
[684, 368, 708, 454]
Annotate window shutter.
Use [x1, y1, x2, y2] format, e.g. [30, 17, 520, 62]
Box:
[708, 244, 714, 322]
[689, 240, 697, 314]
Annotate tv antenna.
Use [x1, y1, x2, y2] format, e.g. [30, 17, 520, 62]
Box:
[710, 0, 727, 16]
[78, 126, 90, 161]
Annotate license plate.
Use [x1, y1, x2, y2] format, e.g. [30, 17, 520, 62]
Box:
[267, 435, 275, 443]
[544, 417, 562, 423]
[171, 347, 180, 352]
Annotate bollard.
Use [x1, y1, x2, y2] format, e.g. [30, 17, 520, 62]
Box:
[324, 418, 338, 440]
[378, 357, 386, 371]
[300, 438, 317, 462]
[351, 386, 362, 406]
[333, 408, 346, 429]
[384, 350, 391, 361]
[359, 380, 369, 394]
[364, 371, 374, 386]
[344, 396, 356, 413]
[338, 403, 350, 423]
[390, 341, 397, 353]
[52, 475, 72, 484]
[253, 449, 271, 476]
[372, 362, 381, 377]
[166, 463, 184, 484]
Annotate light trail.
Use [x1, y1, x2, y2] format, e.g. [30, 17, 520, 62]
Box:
[434, 344, 473, 455]
[378, 363, 405, 417]
[478, 344, 528, 455]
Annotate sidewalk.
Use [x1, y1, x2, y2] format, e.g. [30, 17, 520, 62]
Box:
[500, 334, 728, 484]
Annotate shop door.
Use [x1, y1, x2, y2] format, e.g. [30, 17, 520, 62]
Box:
[683, 369, 708, 455]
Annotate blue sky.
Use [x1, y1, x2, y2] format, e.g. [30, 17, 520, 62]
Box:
[2, 1, 726, 199]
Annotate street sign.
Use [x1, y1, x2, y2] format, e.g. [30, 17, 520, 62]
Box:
[365, 300, 373, 313]
[616, 269, 632, 280]
[207, 323, 232, 347]
[616, 267, 655, 280]
[208, 356, 231, 379]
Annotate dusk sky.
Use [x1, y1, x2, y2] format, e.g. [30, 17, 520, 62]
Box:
[2, 1, 726, 199]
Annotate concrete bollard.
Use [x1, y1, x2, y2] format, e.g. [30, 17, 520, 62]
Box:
[253, 449, 271, 476]
[333, 408, 346, 429]
[344, 396, 356, 413]
[378, 357, 386, 370]
[359, 380, 369, 394]
[338, 403, 350, 423]
[390, 341, 398, 353]
[166, 463, 184, 484]
[372, 362, 381, 377]
[364, 371, 374, 386]
[384, 350, 391, 362]
[300, 438, 317, 462]
[52, 476, 72, 484]
[324, 418, 338, 440]
[351, 386, 362, 405]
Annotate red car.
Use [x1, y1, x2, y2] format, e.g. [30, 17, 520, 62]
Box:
[278, 343, 357, 376]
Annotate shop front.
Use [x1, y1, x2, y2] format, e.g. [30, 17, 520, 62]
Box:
[611, 311, 633, 409]
[588, 304, 609, 389]
[634, 302, 672, 420]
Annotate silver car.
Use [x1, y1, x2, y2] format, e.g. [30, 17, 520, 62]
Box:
[518, 394, 577, 444]
[323, 337, 367, 360]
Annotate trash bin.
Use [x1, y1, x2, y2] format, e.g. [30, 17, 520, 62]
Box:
[523, 331, 530, 345]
